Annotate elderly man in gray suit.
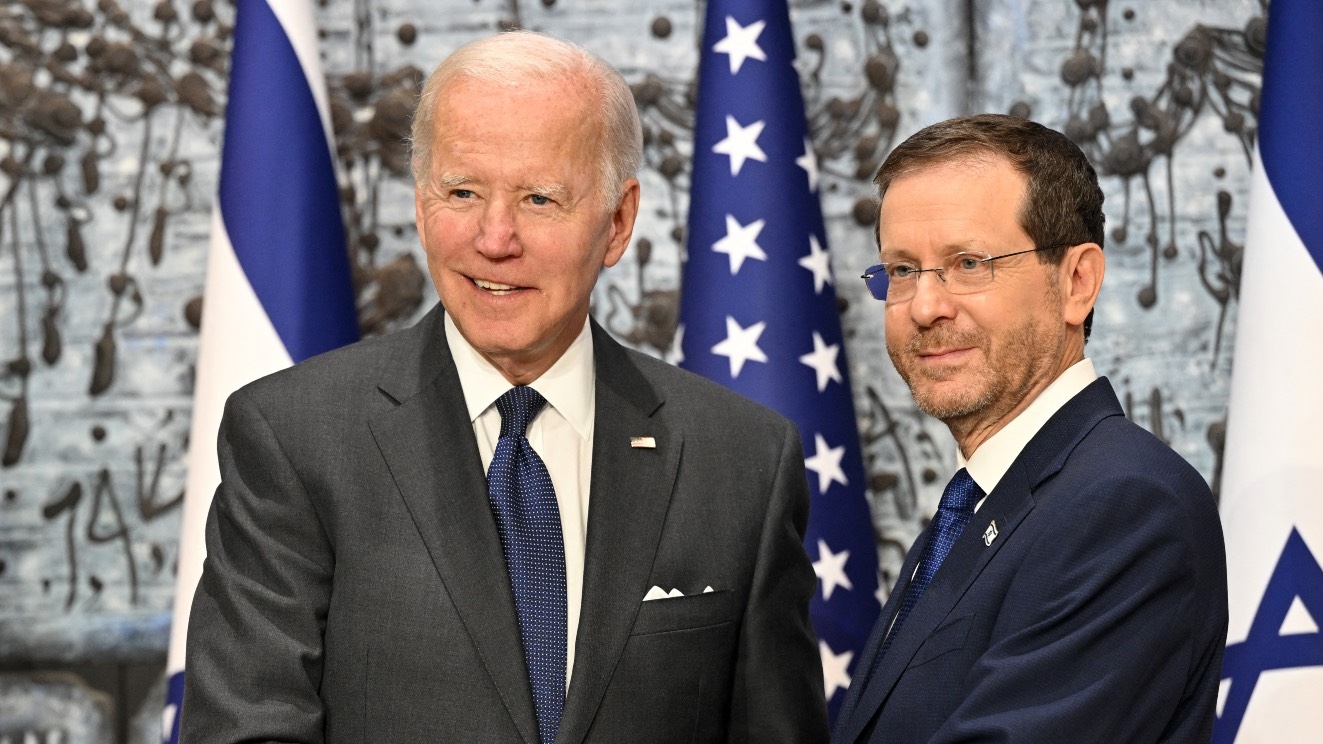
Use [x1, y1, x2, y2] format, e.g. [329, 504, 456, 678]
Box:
[181, 30, 828, 744]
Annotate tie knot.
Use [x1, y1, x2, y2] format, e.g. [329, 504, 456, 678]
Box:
[938, 468, 982, 517]
[496, 386, 548, 439]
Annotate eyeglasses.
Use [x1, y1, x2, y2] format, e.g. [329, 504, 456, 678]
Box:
[860, 245, 1065, 302]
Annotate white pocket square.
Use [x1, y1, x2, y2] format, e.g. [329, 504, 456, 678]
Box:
[643, 585, 716, 601]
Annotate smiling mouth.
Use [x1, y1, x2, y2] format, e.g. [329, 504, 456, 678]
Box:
[918, 347, 973, 363]
[472, 278, 524, 295]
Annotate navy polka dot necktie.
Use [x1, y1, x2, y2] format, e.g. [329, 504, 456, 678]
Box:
[487, 386, 566, 744]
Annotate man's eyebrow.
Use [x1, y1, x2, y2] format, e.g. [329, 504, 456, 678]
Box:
[878, 246, 917, 261]
[435, 172, 471, 189]
[525, 182, 571, 202]
[880, 241, 984, 260]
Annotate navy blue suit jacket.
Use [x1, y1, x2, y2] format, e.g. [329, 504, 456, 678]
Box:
[833, 377, 1227, 743]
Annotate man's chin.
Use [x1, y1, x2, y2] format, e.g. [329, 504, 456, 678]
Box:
[910, 383, 991, 423]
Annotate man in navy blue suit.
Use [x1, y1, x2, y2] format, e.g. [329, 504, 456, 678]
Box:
[834, 114, 1227, 743]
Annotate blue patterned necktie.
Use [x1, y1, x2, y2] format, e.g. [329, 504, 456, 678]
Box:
[837, 468, 983, 727]
[877, 467, 982, 659]
[486, 386, 566, 744]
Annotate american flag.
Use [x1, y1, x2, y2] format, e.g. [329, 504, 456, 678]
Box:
[678, 0, 880, 723]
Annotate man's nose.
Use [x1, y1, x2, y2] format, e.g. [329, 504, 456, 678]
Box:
[905, 269, 958, 327]
[474, 201, 521, 258]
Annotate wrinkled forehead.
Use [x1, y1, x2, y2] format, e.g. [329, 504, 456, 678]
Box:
[876, 157, 1031, 256]
[431, 78, 604, 158]
[435, 72, 602, 128]
[877, 156, 1026, 226]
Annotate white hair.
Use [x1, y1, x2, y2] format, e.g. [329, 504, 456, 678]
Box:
[409, 30, 643, 207]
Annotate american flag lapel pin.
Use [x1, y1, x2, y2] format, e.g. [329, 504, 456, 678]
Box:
[630, 436, 657, 449]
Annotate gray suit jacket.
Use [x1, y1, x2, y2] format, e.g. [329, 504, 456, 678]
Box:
[182, 305, 828, 743]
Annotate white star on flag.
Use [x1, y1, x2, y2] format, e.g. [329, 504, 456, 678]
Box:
[713, 214, 768, 275]
[813, 538, 853, 600]
[798, 234, 833, 294]
[712, 115, 767, 176]
[804, 432, 849, 494]
[820, 640, 854, 702]
[712, 15, 767, 74]
[796, 136, 820, 192]
[711, 316, 768, 378]
[799, 331, 842, 392]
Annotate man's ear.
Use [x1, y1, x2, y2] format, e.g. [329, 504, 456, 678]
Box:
[603, 179, 641, 269]
[1061, 242, 1105, 328]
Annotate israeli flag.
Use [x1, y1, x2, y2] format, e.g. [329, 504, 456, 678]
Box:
[161, 1, 358, 740]
[1215, 1, 1323, 741]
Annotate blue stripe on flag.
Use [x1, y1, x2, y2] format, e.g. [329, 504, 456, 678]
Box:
[164, 670, 184, 743]
[1258, 0, 1323, 273]
[219, 0, 358, 362]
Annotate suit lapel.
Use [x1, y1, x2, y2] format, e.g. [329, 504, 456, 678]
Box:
[368, 308, 539, 744]
[838, 378, 1126, 743]
[557, 323, 681, 744]
[834, 530, 925, 736]
[837, 469, 1037, 744]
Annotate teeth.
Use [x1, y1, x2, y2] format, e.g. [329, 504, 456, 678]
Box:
[474, 278, 518, 293]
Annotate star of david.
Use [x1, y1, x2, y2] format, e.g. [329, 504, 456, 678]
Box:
[1214, 528, 1323, 743]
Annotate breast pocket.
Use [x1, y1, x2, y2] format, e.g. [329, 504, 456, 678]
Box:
[593, 590, 739, 742]
[630, 589, 735, 636]
[910, 613, 974, 668]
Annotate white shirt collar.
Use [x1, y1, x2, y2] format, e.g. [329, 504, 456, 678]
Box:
[958, 358, 1098, 495]
[444, 312, 596, 439]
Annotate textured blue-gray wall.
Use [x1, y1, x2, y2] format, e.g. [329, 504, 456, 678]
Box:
[0, 0, 1262, 738]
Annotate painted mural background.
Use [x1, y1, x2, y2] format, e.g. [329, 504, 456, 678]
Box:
[0, 0, 1265, 739]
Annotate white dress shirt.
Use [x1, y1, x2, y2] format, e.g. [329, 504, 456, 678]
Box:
[959, 358, 1098, 510]
[888, 359, 1099, 627]
[444, 313, 595, 687]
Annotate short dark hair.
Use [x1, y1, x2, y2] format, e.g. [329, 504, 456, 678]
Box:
[873, 114, 1105, 338]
